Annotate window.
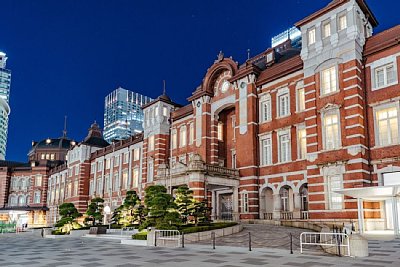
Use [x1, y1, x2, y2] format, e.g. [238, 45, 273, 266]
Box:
[323, 22, 331, 38]
[67, 183, 72, 197]
[241, 192, 249, 213]
[277, 89, 290, 117]
[231, 115, 236, 140]
[308, 28, 316, 45]
[321, 66, 337, 95]
[297, 126, 307, 159]
[179, 125, 187, 147]
[323, 109, 341, 150]
[91, 163, 96, 174]
[114, 155, 119, 166]
[376, 106, 399, 146]
[89, 180, 94, 195]
[278, 131, 291, 163]
[328, 175, 343, 210]
[133, 167, 139, 188]
[106, 158, 111, 169]
[34, 191, 41, 204]
[338, 14, 347, 31]
[113, 174, 119, 191]
[260, 94, 272, 122]
[162, 106, 168, 117]
[155, 106, 159, 116]
[105, 175, 110, 192]
[171, 129, 177, 149]
[148, 135, 155, 151]
[231, 150, 237, 169]
[296, 82, 305, 112]
[97, 161, 103, 171]
[35, 175, 42, 187]
[74, 166, 79, 175]
[50, 154, 55, 160]
[134, 148, 140, 161]
[375, 64, 397, 89]
[189, 123, 194, 145]
[147, 159, 154, 182]
[74, 180, 79, 196]
[217, 122, 223, 141]
[41, 154, 45, 160]
[124, 153, 129, 164]
[122, 171, 128, 189]
[260, 134, 272, 166]
[96, 178, 102, 194]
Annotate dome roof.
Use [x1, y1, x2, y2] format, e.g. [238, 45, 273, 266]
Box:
[30, 137, 73, 151]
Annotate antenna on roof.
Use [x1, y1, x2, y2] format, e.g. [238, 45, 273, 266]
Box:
[163, 80, 166, 95]
[247, 49, 250, 60]
[63, 115, 67, 138]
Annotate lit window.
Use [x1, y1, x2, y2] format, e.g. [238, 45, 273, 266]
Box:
[260, 94, 272, 122]
[50, 154, 55, 160]
[277, 89, 290, 117]
[41, 154, 45, 160]
[148, 135, 155, 151]
[217, 122, 223, 141]
[376, 106, 399, 146]
[308, 28, 316, 45]
[260, 134, 272, 165]
[278, 131, 291, 163]
[155, 106, 159, 116]
[179, 125, 187, 147]
[34, 191, 41, 204]
[375, 64, 397, 89]
[323, 22, 331, 38]
[338, 14, 347, 31]
[147, 159, 154, 182]
[297, 127, 307, 159]
[35, 175, 42, 187]
[323, 110, 341, 150]
[133, 167, 139, 188]
[328, 175, 343, 210]
[296, 83, 305, 112]
[122, 171, 128, 189]
[189, 123, 194, 145]
[163, 106, 168, 117]
[171, 129, 177, 149]
[321, 66, 337, 95]
[134, 148, 140, 160]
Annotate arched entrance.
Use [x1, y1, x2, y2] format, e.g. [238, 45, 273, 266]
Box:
[280, 186, 294, 220]
[260, 187, 274, 220]
[299, 183, 309, 219]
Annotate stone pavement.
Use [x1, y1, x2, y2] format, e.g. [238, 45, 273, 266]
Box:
[0, 232, 400, 267]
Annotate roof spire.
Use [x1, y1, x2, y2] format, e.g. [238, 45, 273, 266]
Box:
[247, 48, 250, 60]
[63, 115, 67, 138]
[163, 80, 166, 95]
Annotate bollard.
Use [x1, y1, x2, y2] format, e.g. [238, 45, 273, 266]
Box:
[154, 231, 157, 247]
[182, 232, 185, 248]
[248, 232, 252, 251]
[290, 233, 293, 254]
[337, 232, 341, 257]
[212, 232, 216, 250]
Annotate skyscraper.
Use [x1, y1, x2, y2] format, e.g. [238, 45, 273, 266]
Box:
[103, 87, 153, 143]
[0, 51, 11, 160]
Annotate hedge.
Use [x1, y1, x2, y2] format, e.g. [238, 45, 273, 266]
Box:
[132, 231, 148, 240]
[180, 222, 237, 234]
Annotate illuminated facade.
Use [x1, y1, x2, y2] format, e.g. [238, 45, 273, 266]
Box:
[0, 52, 11, 160]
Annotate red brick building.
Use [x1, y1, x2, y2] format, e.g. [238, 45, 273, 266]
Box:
[3, 0, 400, 232]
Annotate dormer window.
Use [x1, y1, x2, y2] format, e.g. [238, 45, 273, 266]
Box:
[308, 28, 316, 45]
[323, 22, 331, 38]
[163, 106, 168, 117]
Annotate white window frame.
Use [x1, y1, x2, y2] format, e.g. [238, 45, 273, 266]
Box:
[338, 13, 347, 31]
[241, 191, 249, 213]
[370, 55, 398, 91]
[133, 167, 139, 188]
[321, 66, 338, 95]
[35, 175, 42, 187]
[189, 122, 194, 145]
[308, 27, 316, 45]
[260, 133, 272, 166]
[327, 175, 343, 210]
[179, 125, 187, 148]
[323, 21, 331, 38]
[147, 158, 154, 183]
[373, 102, 400, 147]
[134, 148, 140, 161]
[34, 191, 41, 204]
[277, 87, 290, 118]
[322, 107, 341, 150]
[231, 150, 237, 169]
[278, 129, 291, 163]
[297, 125, 307, 160]
[171, 129, 177, 149]
[296, 81, 305, 112]
[217, 122, 224, 141]
[260, 93, 272, 122]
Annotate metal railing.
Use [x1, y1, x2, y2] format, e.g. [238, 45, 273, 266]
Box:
[154, 230, 181, 248]
[300, 232, 350, 256]
[280, 212, 293, 220]
[301, 211, 309, 220]
[264, 212, 273, 220]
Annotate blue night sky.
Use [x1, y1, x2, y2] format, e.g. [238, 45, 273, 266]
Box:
[1, 0, 399, 162]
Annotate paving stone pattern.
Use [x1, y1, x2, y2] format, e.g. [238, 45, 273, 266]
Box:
[0, 228, 400, 266]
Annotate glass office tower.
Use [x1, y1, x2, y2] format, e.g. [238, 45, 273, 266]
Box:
[103, 87, 153, 143]
[0, 52, 11, 160]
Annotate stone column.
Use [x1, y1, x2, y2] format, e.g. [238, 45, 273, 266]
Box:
[273, 193, 281, 220]
[232, 187, 239, 221]
[357, 198, 364, 234]
[392, 197, 399, 237]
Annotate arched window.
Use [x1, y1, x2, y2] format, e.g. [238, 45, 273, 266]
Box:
[18, 195, 26, 206]
[179, 125, 187, 147]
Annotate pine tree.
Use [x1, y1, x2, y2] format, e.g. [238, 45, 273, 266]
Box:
[85, 197, 104, 226]
[175, 185, 194, 224]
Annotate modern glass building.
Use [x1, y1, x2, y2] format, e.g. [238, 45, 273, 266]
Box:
[0, 52, 11, 160]
[103, 87, 153, 143]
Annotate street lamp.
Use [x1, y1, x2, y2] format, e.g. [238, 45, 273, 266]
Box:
[104, 205, 111, 229]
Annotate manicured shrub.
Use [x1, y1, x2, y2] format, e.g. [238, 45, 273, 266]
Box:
[132, 231, 148, 240]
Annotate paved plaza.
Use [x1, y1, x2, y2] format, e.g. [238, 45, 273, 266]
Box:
[0, 227, 400, 267]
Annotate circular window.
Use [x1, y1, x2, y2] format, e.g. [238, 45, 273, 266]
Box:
[221, 81, 230, 93]
[240, 82, 247, 89]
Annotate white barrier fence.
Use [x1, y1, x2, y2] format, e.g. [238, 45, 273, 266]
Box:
[300, 232, 350, 256]
[154, 230, 181, 248]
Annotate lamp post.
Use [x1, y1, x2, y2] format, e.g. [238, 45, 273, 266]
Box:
[104, 205, 111, 229]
